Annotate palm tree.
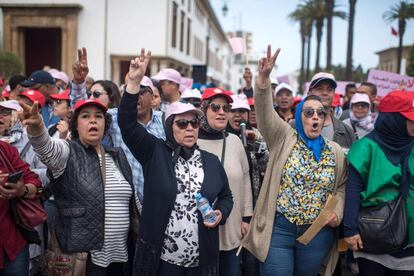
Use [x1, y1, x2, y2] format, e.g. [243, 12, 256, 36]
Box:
[325, 0, 346, 71]
[306, 0, 325, 73]
[289, 6, 308, 92]
[345, 0, 357, 80]
[383, 1, 414, 74]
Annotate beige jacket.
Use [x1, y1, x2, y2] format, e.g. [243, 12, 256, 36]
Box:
[241, 79, 347, 276]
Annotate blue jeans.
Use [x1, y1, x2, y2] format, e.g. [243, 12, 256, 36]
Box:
[260, 213, 334, 276]
[0, 245, 29, 276]
[219, 248, 240, 276]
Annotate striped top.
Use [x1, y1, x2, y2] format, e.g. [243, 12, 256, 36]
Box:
[28, 127, 132, 267]
[90, 154, 132, 267]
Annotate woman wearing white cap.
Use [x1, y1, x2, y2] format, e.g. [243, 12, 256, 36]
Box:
[118, 49, 233, 275]
[342, 93, 375, 139]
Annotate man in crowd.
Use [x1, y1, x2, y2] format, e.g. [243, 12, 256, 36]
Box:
[238, 67, 254, 98]
[7, 75, 27, 100]
[274, 83, 295, 122]
[308, 72, 356, 149]
[342, 83, 357, 111]
[20, 70, 60, 127]
[340, 81, 378, 120]
[151, 68, 181, 112]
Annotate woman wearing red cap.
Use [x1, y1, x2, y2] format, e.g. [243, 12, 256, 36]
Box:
[118, 49, 233, 275]
[197, 87, 253, 276]
[21, 97, 140, 275]
[344, 90, 414, 275]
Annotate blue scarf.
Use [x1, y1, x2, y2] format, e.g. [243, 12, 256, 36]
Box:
[294, 98, 325, 161]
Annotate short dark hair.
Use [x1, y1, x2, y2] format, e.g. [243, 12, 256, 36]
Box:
[360, 82, 377, 97]
[70, 108, 112, 140]
[345, 83, 356, 93]
[304, 94, 323, 104]
[92, 80, 121, 108]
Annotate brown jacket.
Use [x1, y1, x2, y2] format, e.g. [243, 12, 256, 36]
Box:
[241, 79, 347, 276]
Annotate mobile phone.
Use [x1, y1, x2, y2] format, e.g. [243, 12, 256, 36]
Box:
[7, 170, 23, 184]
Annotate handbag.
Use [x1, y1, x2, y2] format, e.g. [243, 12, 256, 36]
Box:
[358, 179, 409, 254]
[44, 227, 88, 276]
[0, 146, 47, 243]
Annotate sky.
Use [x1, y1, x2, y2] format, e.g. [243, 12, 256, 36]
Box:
[210, 0, 414, 77]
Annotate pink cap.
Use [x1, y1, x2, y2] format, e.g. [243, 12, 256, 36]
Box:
[140, 76, 155, 92]
[50, 70, 69, 85]
[165, 101, 204, 121]
[181, 88, 201, 99]
[0, 100, 22, 111]
[152, 68, 181, 84]
[230, 94, 250, 111]
[350, 93, 370, 105]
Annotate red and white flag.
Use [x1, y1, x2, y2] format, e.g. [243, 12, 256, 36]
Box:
[229, 37, 245, 54]
[391, 26, 398, 36]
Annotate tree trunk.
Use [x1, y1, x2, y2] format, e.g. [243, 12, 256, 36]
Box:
[306, 30, 312, 81]
[326, 0, 334, 71]
[315, 19, 323, 72]
[397, 19, 406, 74]
[346, 0, 356, 80]
[300, 21, 306, 94]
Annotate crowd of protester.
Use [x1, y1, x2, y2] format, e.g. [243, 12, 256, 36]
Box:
[0, 44, 413, 276]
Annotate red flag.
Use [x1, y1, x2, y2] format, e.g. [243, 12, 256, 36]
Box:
[391, 26, 398, 36]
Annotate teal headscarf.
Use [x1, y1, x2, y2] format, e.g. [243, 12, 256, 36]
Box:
[294, 97, 325, 161]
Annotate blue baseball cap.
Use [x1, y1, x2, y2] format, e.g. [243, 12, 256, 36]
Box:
[21, 70, 56, 87]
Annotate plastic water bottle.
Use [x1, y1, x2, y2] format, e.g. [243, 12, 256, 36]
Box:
[195, 192, 217, 224]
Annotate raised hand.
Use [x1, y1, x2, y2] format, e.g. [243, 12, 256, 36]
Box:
[258, 45, 281, 82]
[18, 101, 43, 136]
[128, 49, 151, 84]
[72, 47, 89, 84]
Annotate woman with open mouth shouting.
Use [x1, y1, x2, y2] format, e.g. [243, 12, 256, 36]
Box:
[21, 96, 140, 275]
[240, 45, 347, 276]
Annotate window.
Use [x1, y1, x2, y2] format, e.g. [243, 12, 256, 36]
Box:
[193, 36, 203, 61]
[188, 0, 191, 12]
[172, 2, 178, 48]
[187, 18, 191, 55]
[195, 1, 204, 23]
[180, 11, 185, 52]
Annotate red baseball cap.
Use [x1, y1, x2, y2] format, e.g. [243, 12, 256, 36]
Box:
[50, 89, 70, 101]
[74, 99, 108, 112]
[201, 87, 233, 103]
[2, 89, 10, 99]
[379, 90, 414, 121]
[20, 90, 46, 107]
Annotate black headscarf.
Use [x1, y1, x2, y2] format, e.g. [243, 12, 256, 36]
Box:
[164, 115, 198, 165]
[198, 97, 229, 140]
[366, 112, 414, 187]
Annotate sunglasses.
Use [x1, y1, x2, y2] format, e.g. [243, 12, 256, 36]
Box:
[302, 107, 327, 119]
[352, 102, 369, 109]
[182, 99, 201, 108]
[0, 109, 12, 116]
[209, 102, 230, 113]
[174, 118, 200, 130]
[92, 91, 107, 98]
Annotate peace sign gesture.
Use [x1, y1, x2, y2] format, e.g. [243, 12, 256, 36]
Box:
[18, 101, 43, 136]
[258, 45, 281, 81]
[126, 48, 151, 93]
[72, 47, 89, 84]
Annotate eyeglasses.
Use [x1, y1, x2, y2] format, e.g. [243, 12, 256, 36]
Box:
[182, 99, 201, 108]
[352, 102, 369, 109]
[92, 91, 108, 98]
[174, 118, 200, 129]
[208, 102, 230, 113]
[302, 107, 327, 119]
[0, 108, 12, 116]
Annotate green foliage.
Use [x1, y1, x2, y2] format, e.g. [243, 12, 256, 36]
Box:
[326, 63, 367, 82]
[0, 52, 23, 80]
[407, 44, 414, 77]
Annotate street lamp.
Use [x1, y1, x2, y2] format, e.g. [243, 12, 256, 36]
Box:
[222, 2, 229, 17]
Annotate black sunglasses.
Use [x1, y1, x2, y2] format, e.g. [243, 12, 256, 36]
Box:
[0, 108, 12, 116]
[302, 107, 327, 119]
[92, 91, 107, 98]
[174, 118, 200, 130]
[182, 99, 201, 108]
[209, 102, 230, 113]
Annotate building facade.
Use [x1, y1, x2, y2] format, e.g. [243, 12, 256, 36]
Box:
[376, 45, 412, 75]
[0, 0, 233, 87]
